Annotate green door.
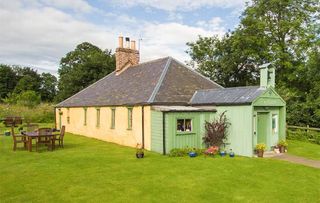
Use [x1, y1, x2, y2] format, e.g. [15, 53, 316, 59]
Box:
[257, 112, 269, 149]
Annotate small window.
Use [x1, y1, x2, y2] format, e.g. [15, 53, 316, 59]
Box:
[111, 108, 115, 129]
[83, 108, 87, 126]
[96, 108, 100, 127]
[127, 108, 133, 130]
[177, 119, 192, 132]
[272, 114, 278, 133]
[67, 108, 70, 124]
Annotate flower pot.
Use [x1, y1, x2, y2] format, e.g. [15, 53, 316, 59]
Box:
[257, 150, 264, 158]
[220, 151, 226, 157]
[136, 153, 144, 158]
[229, 152, 235, 158]
[189, 152, 197, 157]
[279, 146, 285, 153]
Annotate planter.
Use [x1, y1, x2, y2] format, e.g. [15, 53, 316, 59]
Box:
[220, 151, 226, 157]
[279, 146, 285, 153]
[229, 152, 235, 158]
[4, 131, 10, 136]
[136, 153, 144, 158]
[189, 152, 197, 157]
[257, 150, 264, 158]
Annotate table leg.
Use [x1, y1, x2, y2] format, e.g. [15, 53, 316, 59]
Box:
[28, 137, 32, 152]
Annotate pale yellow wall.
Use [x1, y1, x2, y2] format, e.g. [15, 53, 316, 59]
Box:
[55, 106, 152, 150]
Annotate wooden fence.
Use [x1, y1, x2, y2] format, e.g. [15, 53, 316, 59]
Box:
[287, 125, 320, 132]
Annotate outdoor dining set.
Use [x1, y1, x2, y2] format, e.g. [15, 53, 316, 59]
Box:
[2, 116, 65, 152]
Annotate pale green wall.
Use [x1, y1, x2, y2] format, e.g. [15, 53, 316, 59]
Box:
[151, 110, 215, 154]
[215, 106, 254, 157]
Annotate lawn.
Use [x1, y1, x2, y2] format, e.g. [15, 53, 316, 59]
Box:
[287, 139, 320, 160]
[0, 133, 319, 203]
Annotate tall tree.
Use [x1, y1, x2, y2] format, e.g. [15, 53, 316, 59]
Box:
[40, 73, 57, 102]
[0, 64, 17, 99]
[56, 42, 115, 101]
[13, 67, 42, 94]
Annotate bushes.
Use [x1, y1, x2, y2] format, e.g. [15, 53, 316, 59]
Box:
[0, 103, 54, 123]
[168, 148, 206, 157]
[287, 129, 320, 145]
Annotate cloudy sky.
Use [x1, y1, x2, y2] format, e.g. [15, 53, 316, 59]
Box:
[0, 0, 248, 74]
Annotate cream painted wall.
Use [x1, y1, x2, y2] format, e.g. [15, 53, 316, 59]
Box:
[55, 106, 152, 150]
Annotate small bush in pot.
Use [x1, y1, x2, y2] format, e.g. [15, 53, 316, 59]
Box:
[136, 143, 144, 158]
[277, 140, 288, 153]
[255, 143, 266, 158]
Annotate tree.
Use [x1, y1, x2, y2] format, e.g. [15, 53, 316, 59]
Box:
[186, 35, 260, 87]
[16, 90, 41, 108]
[56, 42, 115, 101]
[0, 64, 17, 99]
[40, 73, 57, 102]
[13, 67, 41, 94]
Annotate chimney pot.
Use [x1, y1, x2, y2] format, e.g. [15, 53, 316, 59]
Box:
[125, 37, 130, 48]
[118, 36, 123, 48]
[131, 40, 136, 50]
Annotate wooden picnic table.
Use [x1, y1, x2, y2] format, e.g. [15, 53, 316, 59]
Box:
[25, 131, 60, 152]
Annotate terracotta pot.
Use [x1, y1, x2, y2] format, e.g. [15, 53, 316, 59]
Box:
[279, 146, 285, 153]
[257, 150, 264, 158]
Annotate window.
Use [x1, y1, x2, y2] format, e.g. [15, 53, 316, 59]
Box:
[177, 119, 192, 132]
[96, 108, 100, 127]
[111, 108, 115, 129]
[127, 108, 133, 130]
[83, 108, 87, 126]
[67, 108, 70, 124]
[272, 114, 278, 133]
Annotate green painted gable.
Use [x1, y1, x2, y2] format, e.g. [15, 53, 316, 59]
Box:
[253, 88, 285, 107]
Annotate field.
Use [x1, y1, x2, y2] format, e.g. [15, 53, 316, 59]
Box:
[0, 131, 319, 202]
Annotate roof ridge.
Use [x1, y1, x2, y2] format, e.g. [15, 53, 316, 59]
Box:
[196, 86, 261, 92]
[55, 71, 116, 107]
[129, 56, 170, 69]
[147, 57, 172, 103]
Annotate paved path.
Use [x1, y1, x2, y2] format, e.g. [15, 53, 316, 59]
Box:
[272, 154, 320, 169]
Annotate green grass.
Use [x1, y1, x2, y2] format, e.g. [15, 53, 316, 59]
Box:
[0, 133, 320, 202]
[287, 139, 320, 160]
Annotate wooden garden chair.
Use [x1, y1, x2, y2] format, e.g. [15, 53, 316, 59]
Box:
[11, 127, 27, 151]
[54, 126, 65, 148]
[36, 128, 53, 151]
[26, 124, 39, 133]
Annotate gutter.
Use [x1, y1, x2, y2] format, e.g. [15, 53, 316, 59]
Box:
[142, 106, 145, 149]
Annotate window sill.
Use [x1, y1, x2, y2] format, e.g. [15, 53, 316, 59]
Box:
[176, 131, 195, 135]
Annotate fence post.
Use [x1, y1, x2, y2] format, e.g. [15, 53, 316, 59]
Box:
[306, 124, 309, 136]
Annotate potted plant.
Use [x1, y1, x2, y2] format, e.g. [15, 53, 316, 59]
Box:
[277, 140, 288, 153]
[188, 148, 197, 157]
[255, 143, 266, 158]
[4, 130, 10, 136]
[136, 143, 144, 158]
[229, 149, 235, 157]
[220, 148, 226, 157]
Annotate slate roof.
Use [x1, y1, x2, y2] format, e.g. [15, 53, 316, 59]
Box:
[56, 57, 222, 107]
[190, 86, 266, 105]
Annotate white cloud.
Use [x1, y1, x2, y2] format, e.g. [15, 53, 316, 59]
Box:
[0, 0, 229, 72]
[112, 0, 247, 11]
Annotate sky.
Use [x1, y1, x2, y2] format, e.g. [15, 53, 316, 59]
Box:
[0, 0, 248, 75]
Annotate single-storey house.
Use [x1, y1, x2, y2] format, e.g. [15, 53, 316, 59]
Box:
[55, 37, 286, 157]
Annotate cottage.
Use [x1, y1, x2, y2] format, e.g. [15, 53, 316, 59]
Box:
[55, 37, 286, 157]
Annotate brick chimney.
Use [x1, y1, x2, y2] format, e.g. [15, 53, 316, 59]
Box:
[115, 36, 139, 75]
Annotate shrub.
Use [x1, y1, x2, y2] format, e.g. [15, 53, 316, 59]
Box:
[203, 111, 230, 147]
[16, 91, 41, 108]
[287, 129, 320, 145]
[168, 147, 206, 157]
[0, 103, 54, 123]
